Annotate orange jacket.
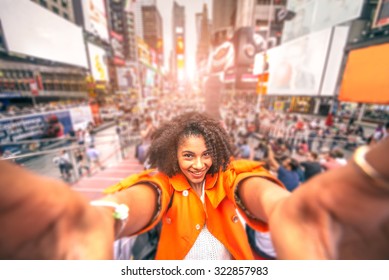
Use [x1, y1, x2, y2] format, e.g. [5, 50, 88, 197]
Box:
[105, 159, 284, 260]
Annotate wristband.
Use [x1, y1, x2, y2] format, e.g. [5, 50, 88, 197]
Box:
[352, 145, 389, 191]
[90, 200, 129, 237]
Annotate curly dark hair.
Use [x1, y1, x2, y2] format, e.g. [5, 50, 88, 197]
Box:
[147, 111, 234, 177]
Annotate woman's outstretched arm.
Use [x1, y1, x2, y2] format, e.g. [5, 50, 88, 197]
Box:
[239, 138, 389, 259]
[0, 161, 158, 259]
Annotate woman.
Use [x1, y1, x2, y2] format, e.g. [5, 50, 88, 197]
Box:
[105, 112, 285, 259]
[1, 112, 389, 260]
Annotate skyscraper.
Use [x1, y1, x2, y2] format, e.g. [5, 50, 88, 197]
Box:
[196, 4, 211, 66]
[142, 5, 163, 66]
[211, 0, 236, 46]
[172, 1, 185, 84]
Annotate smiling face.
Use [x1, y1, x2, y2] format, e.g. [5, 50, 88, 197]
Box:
[177, 135, 213, 189]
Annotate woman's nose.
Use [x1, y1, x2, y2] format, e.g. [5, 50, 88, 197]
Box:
[193, 157, 204, 169]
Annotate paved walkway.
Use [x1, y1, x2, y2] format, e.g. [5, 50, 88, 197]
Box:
[71, 146, 144, 201]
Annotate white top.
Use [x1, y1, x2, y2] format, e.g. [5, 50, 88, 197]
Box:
[184, 181, 232, 260]
[184, 225, 231, 260]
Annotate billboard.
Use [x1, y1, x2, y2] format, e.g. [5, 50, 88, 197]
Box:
[373, 0, 389, 28]
[0, 106, 93, 143]
[339, 43, 389, 104]
[320, 26, 350, 97]
[0, 0, 88, 68]
[282, 0, 364, 43]
[110, 31, 125, 59]
[145, 68, 155, 87]
[267, 28, 332, 96]
[69, 106, 94, 131]
[0, 110, 72, 143]
[116, 63, 140, 91]
[82, 0, 109, 41]
[87, 42, 109, 82]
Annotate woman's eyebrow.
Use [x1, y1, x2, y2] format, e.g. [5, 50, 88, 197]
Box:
[180, 150, 194, 154]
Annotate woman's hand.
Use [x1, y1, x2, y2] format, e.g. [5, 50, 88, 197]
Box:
[269, 163, 389, 259]
[0, 161, 115, 259]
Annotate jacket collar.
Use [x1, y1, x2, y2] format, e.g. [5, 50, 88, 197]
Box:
[169, 172, 224, 208]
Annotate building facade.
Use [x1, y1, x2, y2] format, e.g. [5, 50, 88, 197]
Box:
[172, 1, 185, 86]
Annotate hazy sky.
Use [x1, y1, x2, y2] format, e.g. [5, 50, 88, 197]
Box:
[156, 0, 212, 80]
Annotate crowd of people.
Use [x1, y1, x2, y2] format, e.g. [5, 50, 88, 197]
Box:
[1, 94, 389, 260]
[220, 99, 389, 194]
[121, 96, 389, 199]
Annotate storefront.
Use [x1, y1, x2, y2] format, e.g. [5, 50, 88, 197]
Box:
[289, 96, 315, 114]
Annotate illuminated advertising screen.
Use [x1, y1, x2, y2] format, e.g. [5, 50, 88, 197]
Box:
[282, 0, 364, 43]
[87, 42, 109, 82]
[268, 28, 332, 96]
[339, 43, 389, 104]
[82, 0, 109, 41]
[145, 69, 155, 87]
[0, 0, 88, 68]
[110, 31, 125, 62]
[373, 0, 389, 28]
[117, 64, 139, 90]
[0, 110, 72, 143]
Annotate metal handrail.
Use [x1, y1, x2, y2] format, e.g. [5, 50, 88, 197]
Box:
[0, 135, 141, 161]
[0, 144, 80, 161]
[0, 137, 76, 146]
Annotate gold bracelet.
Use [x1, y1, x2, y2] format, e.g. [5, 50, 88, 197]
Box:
[352, 145, 389, 191]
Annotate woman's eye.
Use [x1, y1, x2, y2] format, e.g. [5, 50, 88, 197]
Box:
[183, 154, 193, 158]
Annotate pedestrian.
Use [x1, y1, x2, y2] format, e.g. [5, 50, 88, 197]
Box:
[299, 151, 322, 181]
[237, 138, 251, 159]
[87, 122, 96, 145]
[86, 144, 104, 171]
[53, 150, 72, 181]
[1, 113, 389, 260]
[267, 145, 300, 192]
[320, 149, 343, 171]
[136, 116, 155, 164]
[75, 148, 90, 177]
[383, 122, 389, 140]
[325, 112, 334, 128]
[76, 129, 85, 146]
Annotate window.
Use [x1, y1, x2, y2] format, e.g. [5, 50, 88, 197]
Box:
[61, 0, 68, 8]
[53, 6, 59, 14]
[39, 0, 47, 7]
